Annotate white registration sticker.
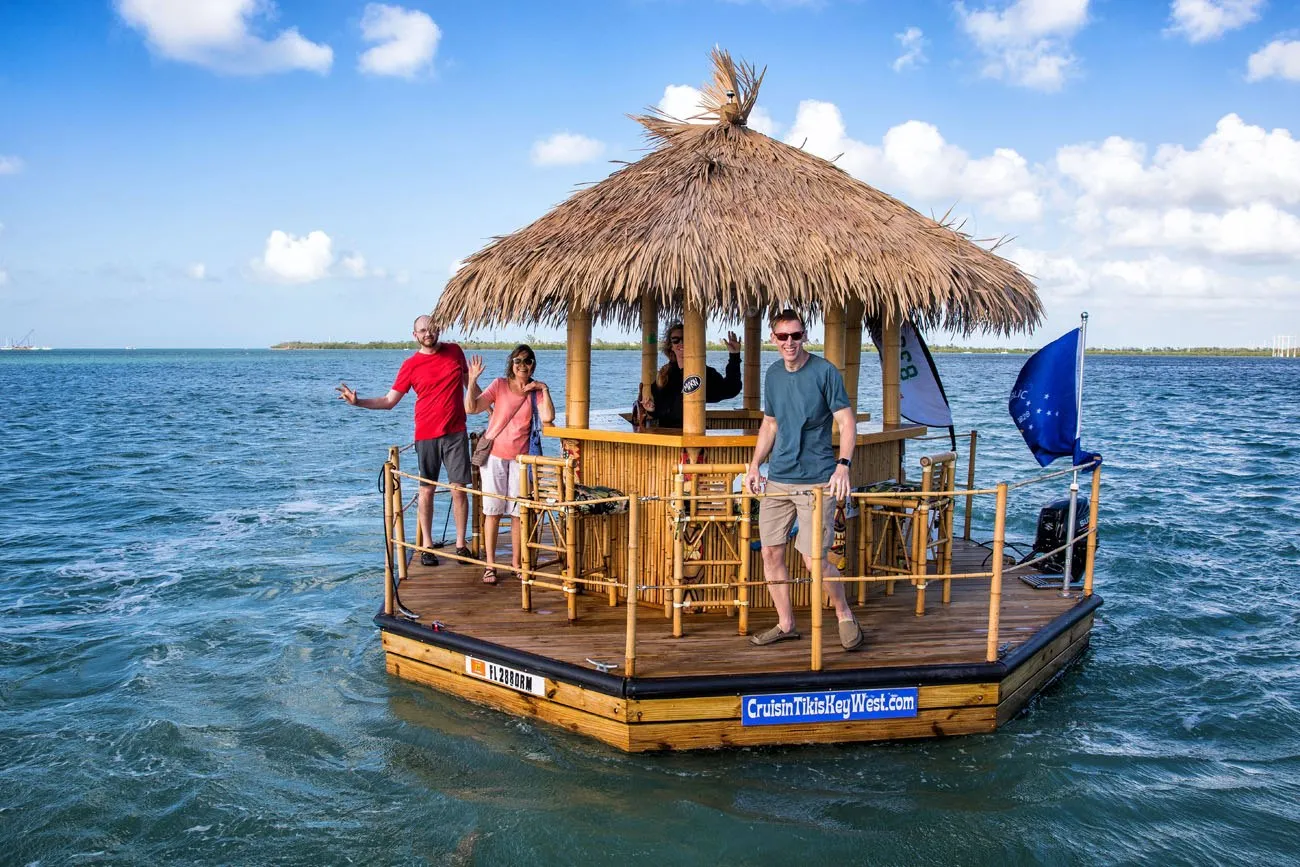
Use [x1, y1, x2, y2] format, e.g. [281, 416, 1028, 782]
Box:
[464, 656, 547, 696]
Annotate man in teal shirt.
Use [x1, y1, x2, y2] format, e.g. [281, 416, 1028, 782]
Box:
[744, 310, 864, 650]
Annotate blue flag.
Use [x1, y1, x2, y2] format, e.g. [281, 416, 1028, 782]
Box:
[1008, 329, 1098, 468]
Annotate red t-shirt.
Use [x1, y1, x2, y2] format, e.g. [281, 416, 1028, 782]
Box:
[391, 344, 468, 440]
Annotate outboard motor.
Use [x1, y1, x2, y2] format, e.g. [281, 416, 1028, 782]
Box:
[1031, 498, 1090, 574]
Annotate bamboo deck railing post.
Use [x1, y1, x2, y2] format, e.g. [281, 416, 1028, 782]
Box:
[566, 303, 592, 429]
[856, 500, 869, 605]
[382, 460, 395, 616]
[1084, 465, 1102, 597]
[967, 428, 977, 538]
[518, 461, 532, 611]
[564, 462, 579, 621]
[671, 473, 685, 638]
[913, 467, 932, 617]
[389, 446, 408, 583]
[738, 485, 751, 635]
[682, 301, 707, 436]
[624, 495, 639, 676]
[844, 300, 863, 419]
[811, 486, 825, 671]
[743, 311, 762, 411]
[986, 482, 1008, 662]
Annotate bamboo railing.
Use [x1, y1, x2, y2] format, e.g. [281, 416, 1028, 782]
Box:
[377, 443, 1102, 675]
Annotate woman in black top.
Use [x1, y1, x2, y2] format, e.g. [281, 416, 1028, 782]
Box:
[642, 321, 742, 428]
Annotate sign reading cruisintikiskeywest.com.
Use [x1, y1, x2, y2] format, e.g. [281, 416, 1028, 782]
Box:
[742, 687, 919, 726]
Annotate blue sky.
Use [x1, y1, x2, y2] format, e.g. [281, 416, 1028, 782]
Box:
[2, 0, 1298, 348]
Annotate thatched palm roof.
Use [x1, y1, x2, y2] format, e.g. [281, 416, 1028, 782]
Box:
[434, 49, 1041, 336]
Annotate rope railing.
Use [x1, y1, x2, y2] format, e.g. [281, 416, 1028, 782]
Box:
[377, 440, 1103, 676]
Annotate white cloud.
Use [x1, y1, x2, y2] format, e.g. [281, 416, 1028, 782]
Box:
[893, 27, 926, 72]
[450, 259, 465, 275]
[340, 253, 368, 277]
[357, 3, 439, 78]
[253, 230, 334, 283]
[786, 101, 1044, 220]
[1057, 114, 1300, 208]
[1103, 202, 1300, 260]
[657, 84, 710, 122]
[955, 0, 1090, 91]
[1167, 0, 1264, 44]
[1247, 39, 1300, 82]
[530, 132, 605, 166]
[187, 262, 206, 280]
[1009, 247, 1299, 313]
[116, 0, 332, 75]
[0, 155, 23, 174]
[748, 106, 780, 137]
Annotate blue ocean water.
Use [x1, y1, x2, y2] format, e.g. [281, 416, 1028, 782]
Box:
[2, 349, 1298, 865]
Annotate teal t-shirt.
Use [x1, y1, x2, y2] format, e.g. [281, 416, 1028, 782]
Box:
[763, 354, 851, 484]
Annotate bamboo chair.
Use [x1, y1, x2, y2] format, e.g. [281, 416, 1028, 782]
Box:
[516, 454, 624, 622]
[857, 451, 957, 616]
[668, 463, 752, 638]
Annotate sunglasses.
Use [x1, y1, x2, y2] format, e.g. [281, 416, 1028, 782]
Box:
[773, 331, 805, 342]
[668, 335, 683, 345]
[512, 357, 535, 366]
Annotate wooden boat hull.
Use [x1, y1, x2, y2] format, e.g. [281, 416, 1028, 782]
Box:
[376, 595, 1099, 752]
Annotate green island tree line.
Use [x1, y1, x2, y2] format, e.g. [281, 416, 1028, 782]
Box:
[271, 339, 1274, 356]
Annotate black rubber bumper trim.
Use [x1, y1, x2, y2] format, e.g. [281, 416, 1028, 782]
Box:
[1000, 593, 1103, 671]
[376, 591, 1103, 702]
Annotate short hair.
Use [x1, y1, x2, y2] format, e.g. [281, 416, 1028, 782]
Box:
[505, 344, 536, 379]
[770, 309, 805, 331]
[412, 314, 432, 331]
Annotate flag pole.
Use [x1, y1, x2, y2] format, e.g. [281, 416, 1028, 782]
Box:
[1061, 312, 1088, 595]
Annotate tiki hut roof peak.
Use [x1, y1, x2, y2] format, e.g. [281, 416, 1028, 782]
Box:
[637, 48, 766, 135]
[434, 49, 1041, 337]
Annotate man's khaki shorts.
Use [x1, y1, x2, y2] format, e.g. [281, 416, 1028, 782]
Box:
[758, 480, 835, 557]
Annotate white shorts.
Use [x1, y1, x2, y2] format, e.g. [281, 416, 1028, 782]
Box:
[480, 454, 521, 517]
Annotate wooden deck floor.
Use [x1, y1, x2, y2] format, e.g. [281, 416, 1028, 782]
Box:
[393, 536, 1083, 679]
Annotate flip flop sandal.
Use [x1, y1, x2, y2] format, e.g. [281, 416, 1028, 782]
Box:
[482, 568, 498, 585]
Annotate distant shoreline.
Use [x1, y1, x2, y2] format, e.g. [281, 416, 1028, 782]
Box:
[270, 340, 1275, 357]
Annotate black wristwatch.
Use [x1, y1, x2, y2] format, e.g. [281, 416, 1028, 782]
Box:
[836, 458, 852, 468]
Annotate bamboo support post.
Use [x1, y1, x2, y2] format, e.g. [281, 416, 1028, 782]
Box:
[640, 296, 659, 398]
[844, 300, 863, 418]
[823, 303, 845, 375]
[964, 430, 978, 540]
[624, 496, 639, 676]
[682, 301, 707, 436]
[671, 473, 686, 637]
[518, 461, 532, 611]
[986, 482, 1008, 662]
[810, 486, 825, 671]
[743, 310, 762, 411]
[382, 460, 395, 616]
[881, 318, 900, 428]
[738, 489, 751, 635]
[565, 304, 592, 429]
[1084, 464, 1102, 596]
[389, 446, 408, 583]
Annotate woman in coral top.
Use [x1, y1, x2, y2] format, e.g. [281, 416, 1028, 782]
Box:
[465, 345, 555, 584]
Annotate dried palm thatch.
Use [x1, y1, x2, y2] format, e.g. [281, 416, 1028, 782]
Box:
[434, 48, 1041, 336]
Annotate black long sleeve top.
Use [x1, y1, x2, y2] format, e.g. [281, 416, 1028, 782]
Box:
[648, 352, 742, 428]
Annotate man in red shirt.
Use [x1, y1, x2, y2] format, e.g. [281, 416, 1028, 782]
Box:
[337, 315, 471, 566]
